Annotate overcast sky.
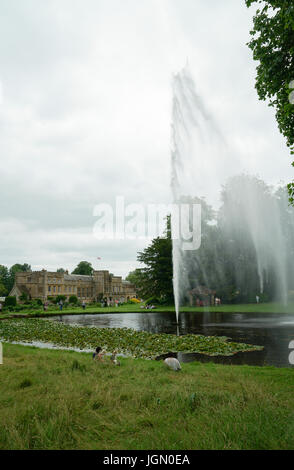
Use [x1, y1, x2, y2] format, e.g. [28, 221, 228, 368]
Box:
[0, 0, 292, 278]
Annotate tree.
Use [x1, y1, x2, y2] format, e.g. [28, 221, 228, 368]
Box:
[57, 268, 66, 273]
[125, 269, 142, 287]
[137, 217, 174, 303]
[0, 282, 7, 296]
[8, 263, 31, 292]
[246, 0, 294, 203]
[72, 261, 93, 276]
[0, 265, 9, 293]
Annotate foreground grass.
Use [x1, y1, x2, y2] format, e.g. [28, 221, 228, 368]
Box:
[1, 302, 294, 320]
[0, 343, 293, 450]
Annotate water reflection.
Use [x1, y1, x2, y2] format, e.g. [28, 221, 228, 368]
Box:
[50, 311, 294, 367]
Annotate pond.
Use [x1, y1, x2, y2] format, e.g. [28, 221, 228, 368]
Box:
[50, 311, 294, 368]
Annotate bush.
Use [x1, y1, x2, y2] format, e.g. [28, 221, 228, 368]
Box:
[12, 305, 31, 312]
[69, 295, 78, 304]
[19, 293, 28, 302]
[5, 296, 16, 307]
[55, 295, 66, 304]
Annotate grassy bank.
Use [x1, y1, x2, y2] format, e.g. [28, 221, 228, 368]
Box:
[0, 343, 293, 450]
[1, 302, 294, 320]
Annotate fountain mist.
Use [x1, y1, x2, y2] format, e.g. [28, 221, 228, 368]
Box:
[171, 65, 294, 321]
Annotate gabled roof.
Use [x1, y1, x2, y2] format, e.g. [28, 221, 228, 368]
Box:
[9, 284, 30, 297]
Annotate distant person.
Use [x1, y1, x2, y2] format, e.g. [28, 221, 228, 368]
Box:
[0, 302, 2, 313]
[82, 300, 86, 310]
[59, 300, 63, 311]
[256, 295, 260, 304]
[93, 346, 100, 359]
[43, 301, 48, 312]
[93, 346, 105, 362]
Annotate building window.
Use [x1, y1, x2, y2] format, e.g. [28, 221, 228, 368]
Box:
[48, 286, 51, 292]
[58, 286, 61, 293]
[69, 287, 71, 293]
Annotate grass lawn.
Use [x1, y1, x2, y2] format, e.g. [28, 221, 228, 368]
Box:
[1, 302, 294, 320]
[0, 343, 293, 450]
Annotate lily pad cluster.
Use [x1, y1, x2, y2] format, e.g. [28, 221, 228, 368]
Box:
[0, 318, 263, 359]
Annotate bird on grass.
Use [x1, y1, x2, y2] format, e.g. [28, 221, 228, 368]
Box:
[164, 357, 181, 371]
[110, 350, 121, 366]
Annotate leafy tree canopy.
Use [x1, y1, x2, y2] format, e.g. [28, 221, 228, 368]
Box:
[0, 282, 8, 296]
[246, 0, 294, 203]
[136, 216, 173, 303]
[71, 261, 93, 276]
[8, 264, 31, 291]
[125, 269, 142, 287]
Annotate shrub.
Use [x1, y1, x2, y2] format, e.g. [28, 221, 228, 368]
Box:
[19, 293, 28, 302]
[5, 296, 16, 307]
[69, 295, 78, 304]
[55, 295, 66, 304]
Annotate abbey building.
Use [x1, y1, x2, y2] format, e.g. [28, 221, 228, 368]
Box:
[9, 270, 136, 303]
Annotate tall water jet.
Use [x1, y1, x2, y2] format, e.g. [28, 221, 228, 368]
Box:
[170, 64, 293, 318]
[170, 64, 223, 322]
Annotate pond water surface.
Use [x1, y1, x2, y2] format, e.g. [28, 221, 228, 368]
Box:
[50, 311, 294, 368]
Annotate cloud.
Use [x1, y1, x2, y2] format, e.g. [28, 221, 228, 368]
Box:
[0, 0, 293, 276]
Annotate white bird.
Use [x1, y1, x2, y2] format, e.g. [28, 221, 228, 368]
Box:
[164, 357, 181, 371]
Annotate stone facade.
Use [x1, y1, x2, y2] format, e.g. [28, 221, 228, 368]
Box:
[9, 269, 136, 303]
